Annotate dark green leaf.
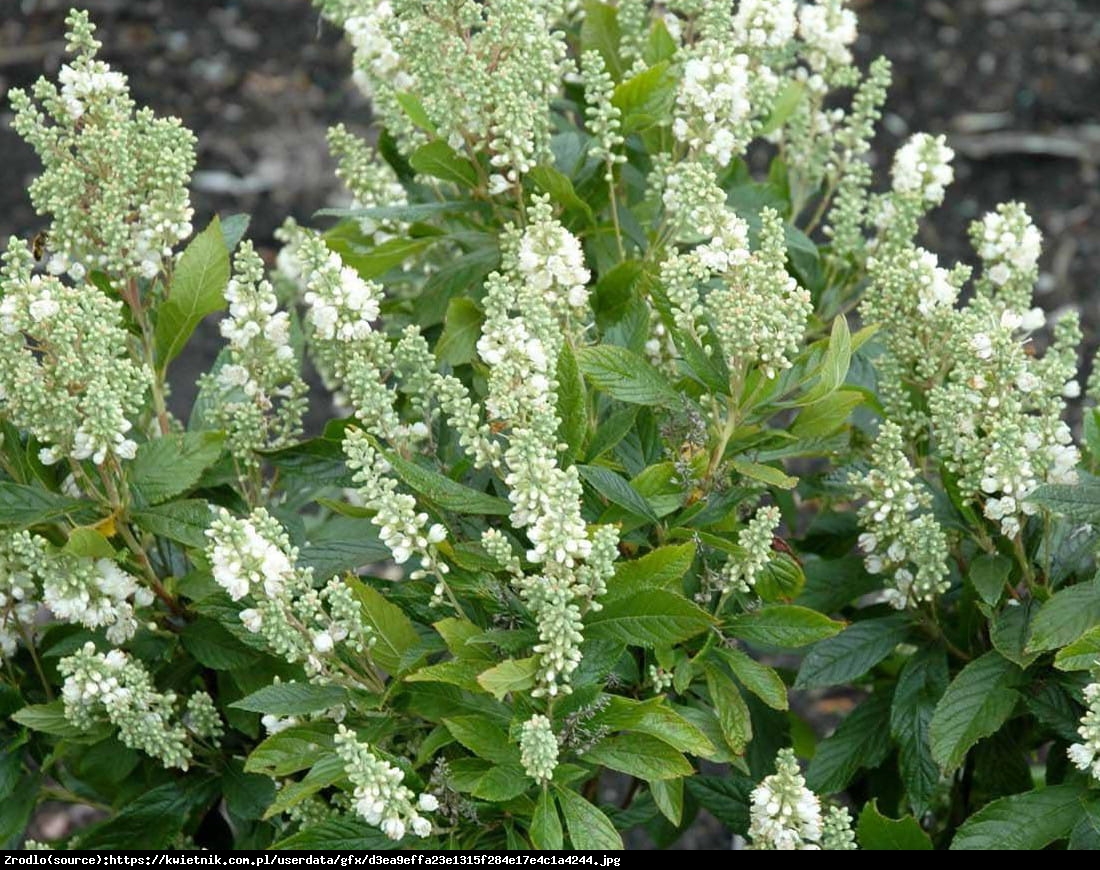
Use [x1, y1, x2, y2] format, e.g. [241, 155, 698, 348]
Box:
[726, 605, 844, 649]
[929, 651, 1021, 774]
[384, 450, 511, 516]
[990, 600, 1040, 668]
[131, 499, 211, 548]
[443, 716, 519, 765]
[587, 589, 713, 647]
[223, 758, 276, 821]
[576, 345, 679, 407]
[244, 723, 335, 777]
[12, 701, 112, 742]
[605, 543, 695, 600]
[950, 784, 1086, 850]
[582, 733, 693, 781]
[555, 786, 623, 850]
[713, 647, 788, 711]
[529, 166, 595, 221]
[273, 816, 402, 850]
[77, 779, 216, 850]
[129, 432, 225, 505]
[1027, 480, 1100, 522]
[805, 690, 893, 794]
[890, 647, 948, 814]
[180, 618, 261, 670]
[856, 800, 933, 850]
[970, 553, 1012, 607]
[329, 235, 435, 279]
[1055, 624, 1100, 671]
[530, 790, 563, 851]
[580, 0, 623, 80]
[794, 615, 909, 689]
[684, 775, 755, 835]
[0, 482, 94, 529]
[1027, 578, 1100, 653]
[706, 666, 752, 755]
[409, 140, 478, 188]
[650, 778, 684, 826]
[231, 682, 348, 716]
[435, 298, 483, 366]
[611, 62, 677, 134]
[578, 464, 658, 522]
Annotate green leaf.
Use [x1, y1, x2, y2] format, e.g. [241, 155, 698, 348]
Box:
[394, 91, 435, 133]
[730, 459, 797, 490]
[950, 784, 1086, 850]
[556, 342, 588, 456]
[593, 696, 715, 758]
[530, 789, 563, 850]
[155, 217, 230, 367]
[791, 389, 864, 439]
[230, 682, 348, 716]
[220, 212, 250, 252]
[605, 543, 695, 600]
[328, 235, 435, 280]
[706, 666, 752, 755]
[12, 701, 112, 742]
[1026, 578, 1100, 653]
[890, 648, 948, 814]
[726, 605, 844, 649]
[1027, 479, 1100, 522]
[443, 716, 518, 765]
[805, 690, 893, 794]
[578, 464, 658, 522]
[755, 552, 806, 603]
[582, 733, 693, 781]
[576, 345, 679, 407]
[794, 615, 909, 689]
[684, 775, 755, 835]
[0, 482, 93, 529]
[180, 617, 261, 670]
[929, 651, 1021, 774]
[405, 659, 483, 691]
[129, 431, 225, 505]
[798, 314, 852, 405]
[585, 406, 638, 461]
[273, 816, 402, 850]
[244, 723, 335, 777]
[650, 778, 684, 826]
[409, 139, 478, 188]
[63, 527, 115, 559]
[383, 450, 511, 516]
[970, 553, 1012, 606]
[990, 599, 1040, 668]
[713, 647, 788, 711]
[476, 657, 539, 701]
[611, 62, 677, 134]
[1055, 624, 1100, 671]
[263, 755, 346, 820]
[222, 758, 276, 821]
[555, 786, 623, 850]
[131, 499, 211, 548]
[298, 516, 390, 578]
[529, 166, 595, 222]
[77, 780, 217, 850]
[586, 589, 714, 647]
[580, 0, 623, 80]
[435, 297, 483, 366]
[348, 579, 422, 675]
[759, 80, 807, 136]
[856, 800, 933, 850]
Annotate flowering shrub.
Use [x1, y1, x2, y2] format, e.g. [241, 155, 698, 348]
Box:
[3, 0, 1100, 852]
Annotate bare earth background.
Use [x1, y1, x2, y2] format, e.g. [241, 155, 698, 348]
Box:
[1, 0, 1099, 849]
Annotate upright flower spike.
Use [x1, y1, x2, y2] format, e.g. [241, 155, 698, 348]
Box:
[1069, 674, 1100, 782]
[519, 714, 560, 783]
[8, 9, 195, 284]
[205, 507, 374, 678]
[201, 240, 307, 466]
[890, 133, 955, 208]
[851, 422, 950, 609]
[721, 505, 781, 593]
[59, 643, 199, 770]
[327, 123, 408, 242]
[335, 725, 436, 841]
[748, 748, 824, 850]
[798, 0, 860, 74]
[0, 238, 150, 468]
[0, 532, 45, 663]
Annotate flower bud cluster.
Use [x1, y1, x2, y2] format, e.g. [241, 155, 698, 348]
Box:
[1068, 677, 1100, 782]
[0, 532, 44, 662]
[206, 507, 374, 677]
[0, 239, 150, 467]
[519, 714, 559, 783]
[851, 422, 950, 608]
[748, 748, 854, 850]
[720, 506, 781, 593]
[335, 725, 437, 841]
[201, 241, 306, 464]
[59, 642, 210, 769]
[8, 10, 195, 284]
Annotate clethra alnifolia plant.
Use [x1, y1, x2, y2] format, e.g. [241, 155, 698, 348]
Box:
[3, 0, 1100, 852]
